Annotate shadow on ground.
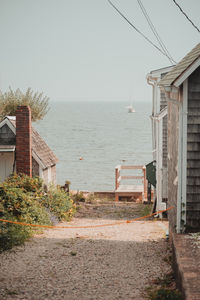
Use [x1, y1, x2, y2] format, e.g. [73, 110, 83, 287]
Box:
[0, 233, 170, 300]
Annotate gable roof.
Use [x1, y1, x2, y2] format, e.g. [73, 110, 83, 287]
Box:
[1, 117, 58, 168]
[159, 43, 200, 87]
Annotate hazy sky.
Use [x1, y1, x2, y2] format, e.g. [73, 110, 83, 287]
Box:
[0, 0, 199, 102]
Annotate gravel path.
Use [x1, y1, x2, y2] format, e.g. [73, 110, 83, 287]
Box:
[0, 203, 171, 300]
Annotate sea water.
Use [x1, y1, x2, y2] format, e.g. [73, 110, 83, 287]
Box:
[34, 101, 152, 191]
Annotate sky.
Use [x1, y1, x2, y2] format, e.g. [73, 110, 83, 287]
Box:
[0, 0, 199, 103]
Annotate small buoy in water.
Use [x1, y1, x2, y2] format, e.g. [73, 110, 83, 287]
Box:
[79, 157, 83, 160]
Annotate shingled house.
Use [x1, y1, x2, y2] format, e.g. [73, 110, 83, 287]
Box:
[0, 106, 58, 185]
[147, 65, 174, 213]
[159, 43, 200, 233]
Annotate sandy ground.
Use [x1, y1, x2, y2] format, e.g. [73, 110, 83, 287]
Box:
[0, 202, 171, 300]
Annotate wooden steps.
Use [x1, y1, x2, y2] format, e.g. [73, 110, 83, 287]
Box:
[115, 165, 147, 202]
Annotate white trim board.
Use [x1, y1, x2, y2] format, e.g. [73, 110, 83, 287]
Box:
[0, 118, 16, 134]
[32, 150, 46, 169]
[174, 57, 200, 87]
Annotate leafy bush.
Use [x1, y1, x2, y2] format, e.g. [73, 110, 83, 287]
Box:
[43, 185, 76, 221]
[0, 174, 76, 252]
[147, 288, 182, 300]
[0, 87, 49, 122]
[71, 191, 86, 203]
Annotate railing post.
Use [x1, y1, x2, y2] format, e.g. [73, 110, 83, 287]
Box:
[143, 166, 147, 200]
[115, 167, 119, 189]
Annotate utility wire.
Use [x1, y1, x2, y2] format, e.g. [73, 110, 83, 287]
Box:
[172, 0, 200, 33]
[107, 0, 175, 63]
[137, 0, 176, 64]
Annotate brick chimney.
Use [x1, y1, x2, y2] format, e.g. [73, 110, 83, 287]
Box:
[16, 106, 32, 177]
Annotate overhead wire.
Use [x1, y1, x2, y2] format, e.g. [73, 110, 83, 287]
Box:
[107, 0, 175, 63]
[172, 0, 200, 33]
[137, 0, 176, 64]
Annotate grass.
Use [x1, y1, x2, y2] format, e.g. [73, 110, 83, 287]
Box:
[137, 203, 153, 217]
[145, 271, 182, 299]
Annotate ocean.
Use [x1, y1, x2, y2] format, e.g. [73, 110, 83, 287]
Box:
[34, 101, 152, 191]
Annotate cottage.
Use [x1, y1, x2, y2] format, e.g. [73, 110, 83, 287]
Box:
[147, 66, 174, 213]
[0, 106, 58, 185]
[159, 43, 200, 233]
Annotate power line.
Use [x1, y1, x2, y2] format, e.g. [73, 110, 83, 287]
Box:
[137, 0, 176, 64]
[172, 0, 200, 33]
[107, 0, 175, 63]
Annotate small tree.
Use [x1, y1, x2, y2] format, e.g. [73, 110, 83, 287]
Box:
[0, 87, 49, 121]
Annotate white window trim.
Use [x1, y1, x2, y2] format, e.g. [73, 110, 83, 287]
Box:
[0, 118, 16, 134]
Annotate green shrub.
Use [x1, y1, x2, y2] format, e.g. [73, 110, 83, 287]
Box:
[147, 288, 182, 300]
[43, 185, 76, 221]
[0, 174, 76, 252]
[71, 191, 86, 203]
[0, 176, 51, 251]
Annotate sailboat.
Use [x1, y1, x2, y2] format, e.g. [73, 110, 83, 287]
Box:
[126, 104, 135, 113]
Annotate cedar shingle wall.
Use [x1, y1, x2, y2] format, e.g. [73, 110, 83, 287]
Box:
[187, 66, 200, 231]
[168, 101, 179, 232]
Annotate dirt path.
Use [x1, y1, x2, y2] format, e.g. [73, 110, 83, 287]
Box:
[0, 202, 171, 300]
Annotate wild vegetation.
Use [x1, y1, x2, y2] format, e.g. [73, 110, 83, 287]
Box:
[145, 257, 182, 300]
[0, 87, 49, 121]
[0, 174, 76, 252]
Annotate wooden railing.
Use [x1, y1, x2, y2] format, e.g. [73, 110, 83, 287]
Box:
[115, 165, 147, 201]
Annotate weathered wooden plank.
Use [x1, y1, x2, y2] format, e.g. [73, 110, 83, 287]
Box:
[121, 176, 144, 180]
[187, 168, 200, 176]
[186, 202, 200, 210]
[188, 109, 200, 116]
[187, 133, 200, 142]
[116, 184, 143, 192]
[188, 92, 200, 100]
[187, 185, 200, 194]
[188, 100, 200, 108]
[187, 159, 200, 168]
[188, 116, 200, 124]
[187, 151, 200, 160]
[120, 165, 144, 170]
[187, 142, 200, 151]
[187, 177, 200, 185]
[187, 193, 200, 201]
[187, 124, 200, 133]
[188, 85, 200, 93]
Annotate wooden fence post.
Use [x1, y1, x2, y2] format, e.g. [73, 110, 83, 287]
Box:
[143, 166, 147, 200]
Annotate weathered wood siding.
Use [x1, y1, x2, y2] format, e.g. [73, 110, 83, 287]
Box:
[0, 124, 15, 145]
[160, 90, 168, 168]
[32, 157, 39, 177]
[187, 66, 200, 231]
[168, 101, 179, 232]
[160, 89, 168, 199]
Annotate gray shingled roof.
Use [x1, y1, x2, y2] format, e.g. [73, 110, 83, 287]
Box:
[9, 118, 58, 168]
[159, 43, 200, 87]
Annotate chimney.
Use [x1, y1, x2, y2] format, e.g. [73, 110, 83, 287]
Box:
[16, 106, 32, 177]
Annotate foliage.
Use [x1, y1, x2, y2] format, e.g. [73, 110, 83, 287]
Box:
[146, 272, 182, 300]
[138, 203, 152, 217]
[0, 174, 50, 251]
[43, 185, 76, 221]
[147, 288, 182, 300]
[0, 174, 76, 252]
[0, 87, 49, 121]
[71, 191, 86, 203]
